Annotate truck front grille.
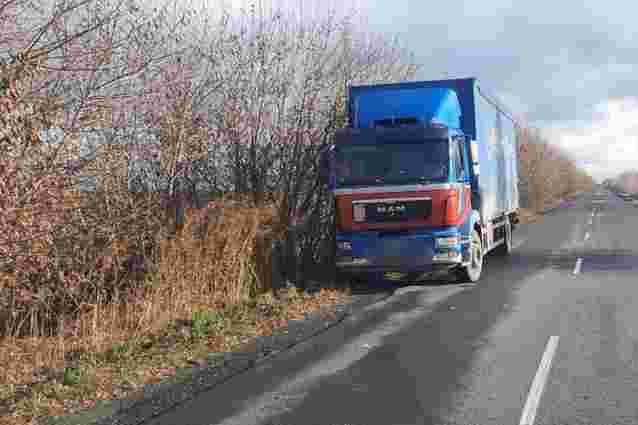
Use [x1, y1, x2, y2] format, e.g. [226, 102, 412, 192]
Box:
[363, 199, 432, 223]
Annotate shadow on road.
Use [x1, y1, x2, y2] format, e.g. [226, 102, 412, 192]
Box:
[347, 277, 457, 295]
[148, 247, 551, 425]
[258, 249, 551, 425]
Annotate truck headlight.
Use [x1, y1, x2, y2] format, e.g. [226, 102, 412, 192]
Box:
[353, 204, 366, 222]
[436, 236, 460, 249]
[337, 241, 352, 251]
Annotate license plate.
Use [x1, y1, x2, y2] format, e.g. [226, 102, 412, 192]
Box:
[384, 271, 406, 280]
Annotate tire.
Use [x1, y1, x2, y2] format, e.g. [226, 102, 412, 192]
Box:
[457, 229, 483, 282]
[493, 217, 513, 256]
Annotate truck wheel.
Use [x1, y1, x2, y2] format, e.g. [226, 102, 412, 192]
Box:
[458, 229, 483, 282]
[493, 217, 512, 256]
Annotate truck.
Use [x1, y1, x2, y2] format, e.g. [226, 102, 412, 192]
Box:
[320, 77, 521, 284]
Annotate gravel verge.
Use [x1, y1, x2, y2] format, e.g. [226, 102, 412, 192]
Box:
[47, 291, 392, 425]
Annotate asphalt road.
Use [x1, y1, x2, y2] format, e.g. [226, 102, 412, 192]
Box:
[146, 189, 638, 425]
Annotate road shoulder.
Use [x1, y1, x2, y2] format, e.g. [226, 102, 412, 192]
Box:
[48, 291, 392, 425]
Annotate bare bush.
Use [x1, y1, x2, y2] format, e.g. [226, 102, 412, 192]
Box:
[184, 6, 419, 286]
[0, 0, 196, 337]
[1, 0, 420, 340]
[518, 127, 595, 212]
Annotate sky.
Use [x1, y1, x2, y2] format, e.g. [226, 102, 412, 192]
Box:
[220, 0, 637, 182]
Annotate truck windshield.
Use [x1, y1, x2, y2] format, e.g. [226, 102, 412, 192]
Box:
[334, 140, 449, 187]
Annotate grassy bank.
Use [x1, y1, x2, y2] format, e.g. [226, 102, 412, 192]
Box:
[0, 201, 350, 425]
[0, 286, 349, 425]
[518, 190, 588, 224]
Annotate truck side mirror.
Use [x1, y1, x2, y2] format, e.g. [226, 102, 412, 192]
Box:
[470, 139, 480, 176]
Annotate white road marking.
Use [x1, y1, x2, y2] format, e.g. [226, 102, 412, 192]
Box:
[588, 218, 593, 225]
[573, 258, 583, 275]
[519, 336, 560, 425]
[214, 287, 465, 425]
[584, 232, 590, 241]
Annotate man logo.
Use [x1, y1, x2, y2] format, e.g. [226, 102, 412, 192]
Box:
[377, 204, 406, 214]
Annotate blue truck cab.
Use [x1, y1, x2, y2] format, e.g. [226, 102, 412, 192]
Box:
[321, 78, 521, 283]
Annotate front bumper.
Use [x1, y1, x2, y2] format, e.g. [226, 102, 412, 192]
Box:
[336, 261, 460, 282]
[335, 252, 462, 268]
[335, 229, 466, 281]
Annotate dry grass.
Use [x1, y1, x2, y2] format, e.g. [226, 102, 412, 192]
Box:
[0, 287, 350, 425]
[159, 201, 285, 308]
[518, 190, 587, 224]
[517, 207, 539, 224]
[0, 202, 350, 425]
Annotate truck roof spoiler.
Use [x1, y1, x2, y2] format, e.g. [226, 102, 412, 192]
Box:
[335, 125, 453, 145]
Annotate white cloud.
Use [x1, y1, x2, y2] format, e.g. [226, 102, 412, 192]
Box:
[540, 97, 638, 181]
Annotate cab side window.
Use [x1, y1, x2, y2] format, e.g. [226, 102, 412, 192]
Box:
[457, 137, 468, 181]
[451, 138, 466, 181]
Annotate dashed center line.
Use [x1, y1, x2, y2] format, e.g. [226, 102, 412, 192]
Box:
[573, 258, 583, 274]
[584, 232, 590, 241]
[519, 336, 560, 425]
